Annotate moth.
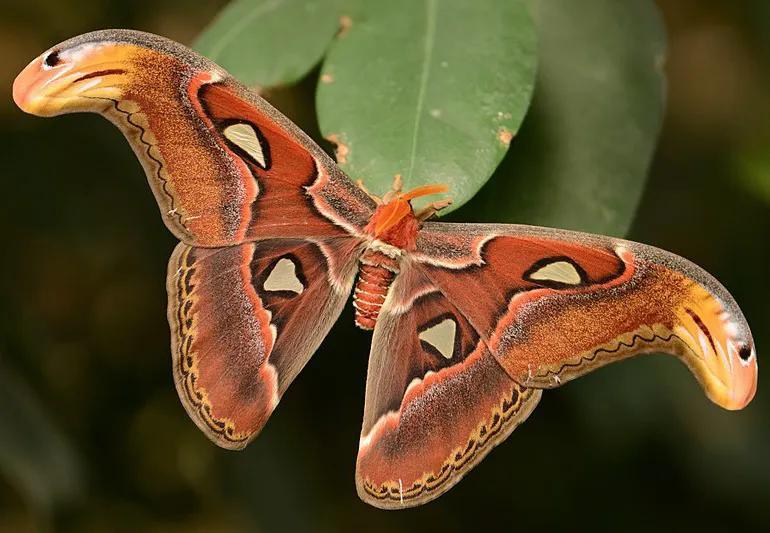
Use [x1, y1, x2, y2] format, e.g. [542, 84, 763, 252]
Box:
[14, 30, 757, 509]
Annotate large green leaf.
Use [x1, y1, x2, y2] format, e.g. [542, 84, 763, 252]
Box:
[316, 0, 536, 210]
[194, 0, 341, 87]
[0, 364, 82, 512]
[461, 0, 666, 236]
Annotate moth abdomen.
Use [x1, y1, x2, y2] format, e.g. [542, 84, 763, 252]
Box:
[354, 250, 399, 330]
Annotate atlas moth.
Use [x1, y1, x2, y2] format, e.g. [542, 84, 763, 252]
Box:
[13, 30, 757, 509]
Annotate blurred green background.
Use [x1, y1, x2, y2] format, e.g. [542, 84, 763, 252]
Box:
[0, 0, 768, 531]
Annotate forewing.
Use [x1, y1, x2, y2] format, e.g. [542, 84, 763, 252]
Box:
[357, 263, 541, 508]
[412, 222, 757, 410]
[167, 237, 361, 449]
[15, 30, 375, 245]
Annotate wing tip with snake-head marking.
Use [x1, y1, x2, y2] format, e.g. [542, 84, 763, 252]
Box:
[413, 223, 757, 412]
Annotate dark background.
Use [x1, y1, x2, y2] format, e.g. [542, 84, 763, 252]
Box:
[1, 0, 768, 531]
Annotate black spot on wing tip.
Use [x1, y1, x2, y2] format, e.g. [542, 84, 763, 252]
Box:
[739, 344, 753, 361]
[43, 50, 60, 67]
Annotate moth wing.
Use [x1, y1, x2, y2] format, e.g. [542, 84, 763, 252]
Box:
[167, 236, 362, 449]
[356, 262, 541, 508]
[14, 30, 375, 246]
[412, 222, 757, 410]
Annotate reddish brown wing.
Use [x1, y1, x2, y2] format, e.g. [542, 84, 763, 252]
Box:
[412, 222, 757, 411]
[358, 221, 757, 508]
[186, 81, 374, 243]
[14, 30, 377, 448]
[13, 30, 375, 245]
[357, 262, 541, 509]
[168, 237, 362, 449]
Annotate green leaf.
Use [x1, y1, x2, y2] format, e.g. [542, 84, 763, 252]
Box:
[317, 0, 536, 210]
[461, 0, 666, 236]
[194, 0, 341, 87]
[0, 364, 83, 512]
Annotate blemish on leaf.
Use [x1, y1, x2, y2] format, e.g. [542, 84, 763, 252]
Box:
[430, 109, 442, 118]
[498, 127, 513, 146]
[326, 133, 349, 164]
[654, 51, 666, 73]
[339, 15, 353, 37]
[321, 73, 334, 84]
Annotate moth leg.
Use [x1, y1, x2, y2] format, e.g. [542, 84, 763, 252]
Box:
[356, 179, 383, 205]
[382, 174, 403, 203]
[415, 198, 453, 221]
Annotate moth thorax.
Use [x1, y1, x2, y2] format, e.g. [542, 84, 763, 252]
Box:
[353, 250, 400, 330]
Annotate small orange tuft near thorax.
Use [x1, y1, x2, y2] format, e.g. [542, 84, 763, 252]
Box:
[363, 183, 448, 249]
[364, 204, 420, 250]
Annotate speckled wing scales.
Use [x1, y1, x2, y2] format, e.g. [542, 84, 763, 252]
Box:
[357, 221, 757, 508]
[183, 80, 374, 244]
[13, 29, 374, 246]
[167, 237, 361, 449]
[11, 29, 378, 448]
[356, 262, 541, 508]
[413, 222, 757, 411]
[13, 29, 759, 510]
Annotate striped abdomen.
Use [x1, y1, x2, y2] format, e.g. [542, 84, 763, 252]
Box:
[354, 249, 400, 330]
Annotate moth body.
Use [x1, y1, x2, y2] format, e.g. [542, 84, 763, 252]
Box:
[354, 250, 398, 330]
[353, 180, 449, 329]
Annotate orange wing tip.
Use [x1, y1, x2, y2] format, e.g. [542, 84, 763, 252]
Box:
[673, 295, 758, 411]
[13, 41, 135, 117]
[13, 55, 47, 113]
[701, 341, 757, 411]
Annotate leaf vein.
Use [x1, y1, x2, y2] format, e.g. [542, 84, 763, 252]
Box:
[405, 0, 437, 183]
